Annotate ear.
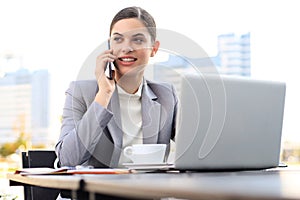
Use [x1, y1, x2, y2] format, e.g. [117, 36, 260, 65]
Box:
[150, 41, 160, 57]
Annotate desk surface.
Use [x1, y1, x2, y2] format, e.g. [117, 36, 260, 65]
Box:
[7, 173, 82, 190]
[7, 167, 300, 200]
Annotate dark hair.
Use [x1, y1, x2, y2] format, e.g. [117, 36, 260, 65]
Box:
[109, 6, 156, 43]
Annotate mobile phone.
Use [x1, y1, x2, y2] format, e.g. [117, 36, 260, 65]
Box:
[105, 41, 114, 80]
[105, 62, 113, 80]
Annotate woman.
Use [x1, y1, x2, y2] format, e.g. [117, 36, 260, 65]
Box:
[55, 6, 178, 168]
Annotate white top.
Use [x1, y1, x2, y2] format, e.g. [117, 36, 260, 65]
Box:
[117, 83, 143, 166]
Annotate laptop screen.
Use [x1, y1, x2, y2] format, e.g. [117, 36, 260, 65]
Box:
[174, 74, 286, 170]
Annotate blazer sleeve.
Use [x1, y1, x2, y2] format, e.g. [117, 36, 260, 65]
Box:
[171, 84, 178, 141]
[55, 81, 113, 166]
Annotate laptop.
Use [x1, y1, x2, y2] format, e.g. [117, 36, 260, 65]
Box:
[174, 74, 286, 170]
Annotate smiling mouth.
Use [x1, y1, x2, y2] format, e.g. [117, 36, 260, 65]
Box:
[118, 57, 137, 62]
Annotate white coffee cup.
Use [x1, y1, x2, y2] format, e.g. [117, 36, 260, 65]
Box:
[123, 144, 167, 164]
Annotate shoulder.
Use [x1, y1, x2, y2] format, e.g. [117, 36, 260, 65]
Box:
[66, 80, 98, 98]
[68, 80, 97, 88]
[145, 79, 178, 101]
[145, 79, 174, 91]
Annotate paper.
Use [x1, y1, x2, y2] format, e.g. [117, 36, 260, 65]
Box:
[67, 168, 130, 174]
[15, 167, 70, 175]
[15, 167, 131, 175]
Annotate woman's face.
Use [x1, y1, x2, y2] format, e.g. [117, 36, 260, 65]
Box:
[110, 18, 159, 78]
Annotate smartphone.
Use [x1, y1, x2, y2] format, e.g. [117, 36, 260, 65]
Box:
[105, 41, 114, 80]
[105, 62, 113, 80]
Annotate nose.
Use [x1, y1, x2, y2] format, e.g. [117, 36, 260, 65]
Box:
[120, 39, 134, 53]
[122, 45, 134, 54]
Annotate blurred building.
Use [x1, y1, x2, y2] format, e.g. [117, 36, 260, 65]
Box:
[217, 32, 251, 76]
[0, 68, 50, 146]
[149, 32, 251, 96]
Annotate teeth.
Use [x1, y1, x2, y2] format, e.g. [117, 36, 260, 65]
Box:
[120, 58, 136, 62]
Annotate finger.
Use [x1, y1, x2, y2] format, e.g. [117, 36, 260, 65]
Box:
[95, 71, 105, 83]
[102, 49, 116, 58]
[97, 50, 111, 59]
[107, 53, 117, 60]
[96, 56, 114, 67]
[97, 53, 117, 61]
[103, 49, 113, 54]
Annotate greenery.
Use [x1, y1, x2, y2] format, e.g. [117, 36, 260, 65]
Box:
[0, 114, 30, 158]
[0, 132, 27, 158]
[0, 194, 18, 200]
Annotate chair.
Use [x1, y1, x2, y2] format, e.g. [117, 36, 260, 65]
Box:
[12, 150, 151, 200]
[21, 150, 60, 200]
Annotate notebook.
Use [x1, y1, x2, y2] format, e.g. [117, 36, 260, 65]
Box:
[174, 74, 286, 170]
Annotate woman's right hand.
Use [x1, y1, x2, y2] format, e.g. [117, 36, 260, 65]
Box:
[94, 49, 117, 108]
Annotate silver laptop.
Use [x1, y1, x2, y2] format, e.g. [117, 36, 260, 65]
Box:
[174, 74, 286, 170]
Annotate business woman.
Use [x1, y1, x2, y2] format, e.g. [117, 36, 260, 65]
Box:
[55, 6, 178, 168]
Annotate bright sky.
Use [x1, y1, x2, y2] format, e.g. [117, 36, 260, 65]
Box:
[0, 0, 300, 144]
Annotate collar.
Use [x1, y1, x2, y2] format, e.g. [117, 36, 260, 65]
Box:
[116, 80, 143, 98]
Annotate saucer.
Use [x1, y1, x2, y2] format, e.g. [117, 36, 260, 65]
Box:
[122, 163, 174, 170]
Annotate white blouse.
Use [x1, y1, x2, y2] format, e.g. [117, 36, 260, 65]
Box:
[117, 83, 143, 166]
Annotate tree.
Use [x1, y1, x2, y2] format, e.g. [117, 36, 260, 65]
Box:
[0, 114, 30, 157]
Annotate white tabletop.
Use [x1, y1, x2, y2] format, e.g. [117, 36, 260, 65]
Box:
[7, 167, 300, 200]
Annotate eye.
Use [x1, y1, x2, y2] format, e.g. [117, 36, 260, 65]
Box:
[132, 37, 145, 44]
[113, 37, 123, 43]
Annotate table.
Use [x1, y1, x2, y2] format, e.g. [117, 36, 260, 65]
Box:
[7, 167, 300, 200]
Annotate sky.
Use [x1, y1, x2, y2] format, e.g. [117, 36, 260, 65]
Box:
[0, 0, 300, 144]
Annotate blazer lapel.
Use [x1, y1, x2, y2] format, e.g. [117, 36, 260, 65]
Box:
[106, 89, 123, 167]
[142, 82, 161, 144]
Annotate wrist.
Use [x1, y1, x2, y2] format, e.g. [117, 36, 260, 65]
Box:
[94, 90, 113, 108]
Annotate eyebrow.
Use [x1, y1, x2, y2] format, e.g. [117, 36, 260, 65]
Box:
[112, 32, 146, 38]
[112, 33, 123, 37]
[132, 33, 146, 37]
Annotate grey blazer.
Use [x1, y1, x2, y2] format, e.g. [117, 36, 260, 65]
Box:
[55, 79, 178, 168]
